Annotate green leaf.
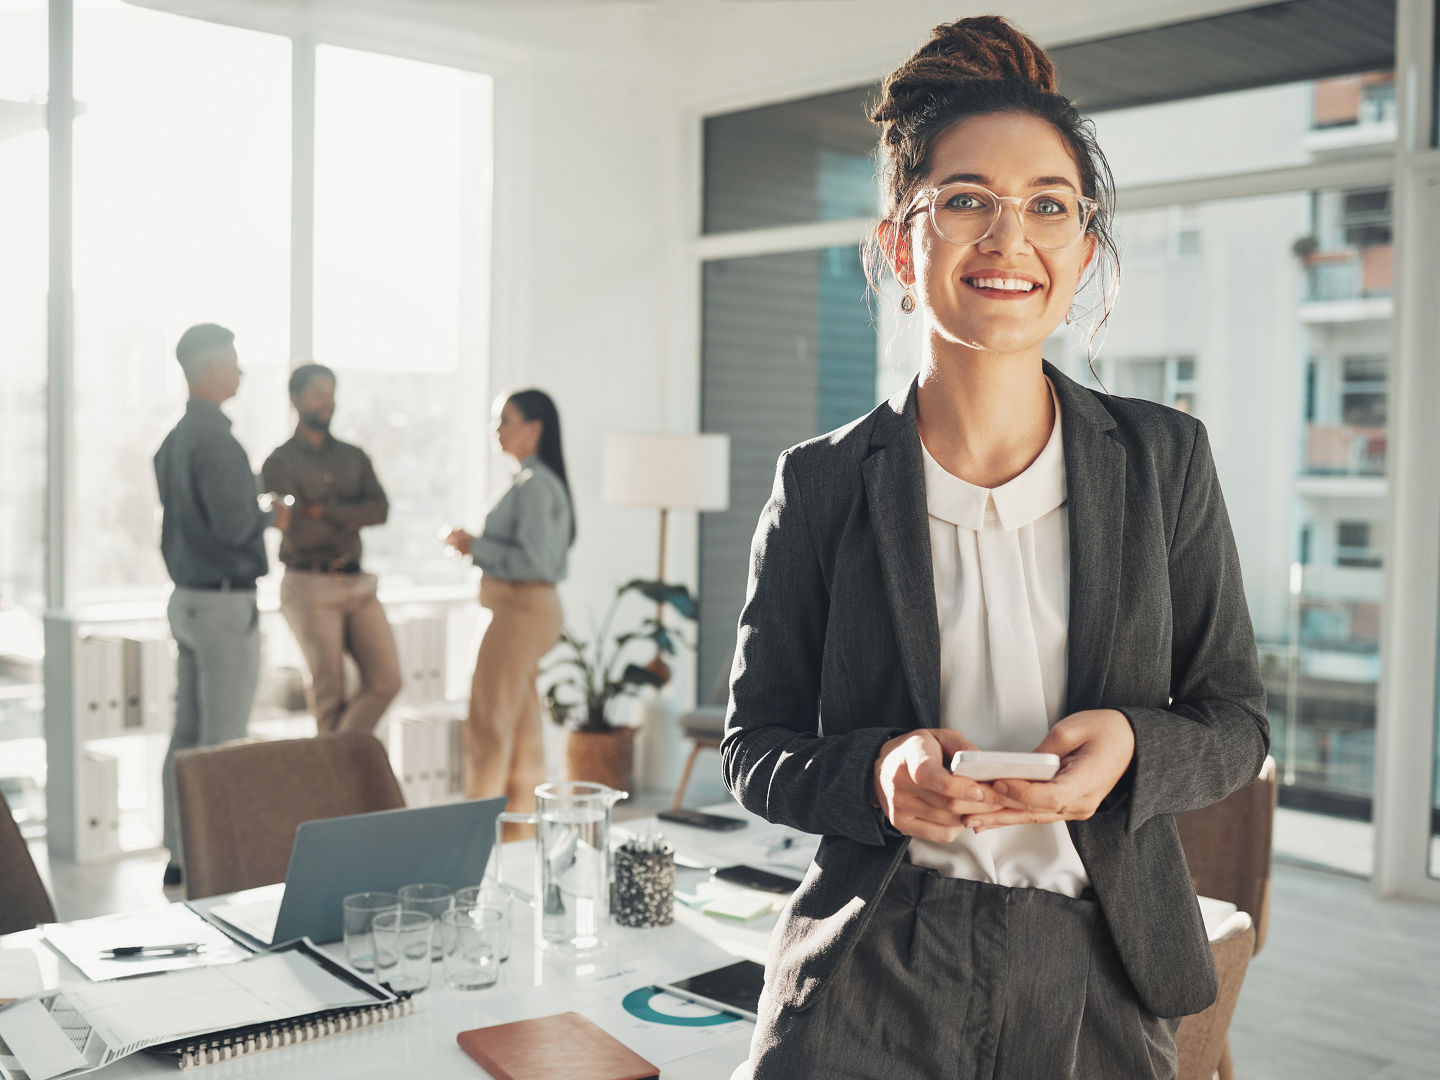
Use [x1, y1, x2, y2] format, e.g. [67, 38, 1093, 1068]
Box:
[619, 663, 665, 689]
[622, 580, 697, 619]
[649, 625, 676, 655]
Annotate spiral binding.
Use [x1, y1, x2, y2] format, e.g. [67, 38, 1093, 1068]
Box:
[176, 998, 416, 1069]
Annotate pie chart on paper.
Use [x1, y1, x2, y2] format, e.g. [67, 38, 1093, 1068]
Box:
[622, 986, 741, 1027]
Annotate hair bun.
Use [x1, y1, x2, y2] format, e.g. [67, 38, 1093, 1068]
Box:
[915, 15, 1056, 92]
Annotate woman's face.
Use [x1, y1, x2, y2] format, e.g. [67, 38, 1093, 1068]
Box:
[494, 398, 541, 461]
[901, 111, 1094, 361]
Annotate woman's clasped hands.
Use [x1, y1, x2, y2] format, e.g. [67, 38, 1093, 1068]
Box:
[872, 709, 1136, 840]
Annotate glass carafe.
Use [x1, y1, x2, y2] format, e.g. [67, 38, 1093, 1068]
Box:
[495, 782, 628, 952]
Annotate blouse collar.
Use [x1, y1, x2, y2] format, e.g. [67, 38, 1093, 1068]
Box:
[921, 380, 1067, 532]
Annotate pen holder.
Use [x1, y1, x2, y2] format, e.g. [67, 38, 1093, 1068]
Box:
[613, 838, 675, 929]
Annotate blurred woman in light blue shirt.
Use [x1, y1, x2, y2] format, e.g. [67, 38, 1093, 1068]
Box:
[445, 389, 574, 814]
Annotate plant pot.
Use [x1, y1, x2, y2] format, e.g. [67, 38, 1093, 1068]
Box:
[565, 726, 636, 793]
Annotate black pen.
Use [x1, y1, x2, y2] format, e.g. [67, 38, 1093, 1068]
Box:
[102, 943, 204, 957]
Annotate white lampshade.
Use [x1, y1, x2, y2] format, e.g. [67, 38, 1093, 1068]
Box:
[603, 434, 730, 512]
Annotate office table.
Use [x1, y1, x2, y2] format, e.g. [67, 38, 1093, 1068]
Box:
[0, 810, 798, 1080]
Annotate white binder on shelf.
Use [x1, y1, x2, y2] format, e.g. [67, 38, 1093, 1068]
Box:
[421, 615, 447, 703]
[447, 713, 466, 798]
[140, 635, 176, 733]
[74, 636, 124, 741]
[121, 637, 144, 731]
[387, 716, 429, 806]
[76, 750, 121, 862]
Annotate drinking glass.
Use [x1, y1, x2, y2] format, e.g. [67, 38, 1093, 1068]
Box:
[398, 882, 454, 959]
[442, 908, 503, 992]
[455, 884, 512, 961]
[342, 891, 398, 973]
[372, 909, 434, 993]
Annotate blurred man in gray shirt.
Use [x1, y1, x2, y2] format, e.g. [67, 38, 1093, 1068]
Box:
[154, 323, 289, 888]
[261, 364, 401, 736]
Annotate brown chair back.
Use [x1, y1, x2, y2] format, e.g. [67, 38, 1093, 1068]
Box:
[1175, 756, 1277, 953]
[1174, 925, 1257, 1080]
[0, 788, 56, 934]
[176, 733, 405, 900]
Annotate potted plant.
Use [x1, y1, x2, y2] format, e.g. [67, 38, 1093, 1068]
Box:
[543, 578, 697, 791]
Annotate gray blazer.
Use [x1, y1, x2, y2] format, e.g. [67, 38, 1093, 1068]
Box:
[721, 362, 1269, 1020]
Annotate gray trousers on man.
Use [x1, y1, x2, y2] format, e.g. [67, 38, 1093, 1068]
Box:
[742, 863, 1179, 1080]
[161, 586, 261, 862]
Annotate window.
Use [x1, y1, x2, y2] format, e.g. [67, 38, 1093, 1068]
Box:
[1048, 179, 1394, 867]
[70, 3, 292, 603]
[1337, 521, 1383, 568]
[1341, 356, 1388, 426]
[1341, 187, 1393, 246]
[702, 86, 879, 233]
[1108, 356, 1198, 413]
[312, 46, 492, 588]
[697, 245, 877, 693]
[0, 0, 47, 836]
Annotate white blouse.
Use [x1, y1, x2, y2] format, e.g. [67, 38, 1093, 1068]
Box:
[907, 382, 1091, 897]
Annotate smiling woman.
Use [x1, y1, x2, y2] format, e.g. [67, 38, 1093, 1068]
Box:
[722, 15, 1268, 1080]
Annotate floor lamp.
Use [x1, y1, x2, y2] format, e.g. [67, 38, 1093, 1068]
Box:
[603, 433, 731, 681]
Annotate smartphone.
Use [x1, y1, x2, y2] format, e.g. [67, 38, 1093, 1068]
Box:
[950, 750, 1061, 782]
[712, 865, 803, 894]
[657, 808, 748, 832]
[655, 959, 766, 1021]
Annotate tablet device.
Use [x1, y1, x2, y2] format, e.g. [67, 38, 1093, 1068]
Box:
[655, 959, 766, 1021]
[950, 750, 1060, 782]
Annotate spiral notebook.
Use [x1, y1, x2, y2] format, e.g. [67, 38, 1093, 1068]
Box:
[0, 939, 409, 1080]
[142, 940, 413, 1070]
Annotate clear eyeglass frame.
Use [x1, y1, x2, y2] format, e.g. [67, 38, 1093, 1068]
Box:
[903, 182, 1099, 252]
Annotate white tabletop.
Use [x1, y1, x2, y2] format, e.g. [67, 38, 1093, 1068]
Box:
[1, 807, 800, 1080]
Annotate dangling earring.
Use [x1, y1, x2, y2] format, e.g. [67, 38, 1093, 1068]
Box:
[1065, 306, 1074, 325]
[901, 291, 916, 314]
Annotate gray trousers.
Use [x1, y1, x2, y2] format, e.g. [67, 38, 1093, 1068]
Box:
[744, 863, 1179, 1080]
[161, 586, 261, 861]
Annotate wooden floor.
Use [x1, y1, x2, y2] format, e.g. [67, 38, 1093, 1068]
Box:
[1228, 865, 1440, 1080]
[28, 778, 1440, 1080]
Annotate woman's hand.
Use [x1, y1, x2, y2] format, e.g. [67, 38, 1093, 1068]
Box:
[961, 709, 1135, 831]
[444, 528, 473, 557]
[873, 729, 1005, 843]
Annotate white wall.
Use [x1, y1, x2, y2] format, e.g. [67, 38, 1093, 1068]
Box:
[487, 53, 702, 708]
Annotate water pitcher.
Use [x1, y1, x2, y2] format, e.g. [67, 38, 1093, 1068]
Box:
[494, 781, 628, 952]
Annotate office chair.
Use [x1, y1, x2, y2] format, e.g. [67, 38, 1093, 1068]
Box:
[176, 732, 405, 900]
[1173, 755, 1279, 1079]
[0, 787, 57, 934]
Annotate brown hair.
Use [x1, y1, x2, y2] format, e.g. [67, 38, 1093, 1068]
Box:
[867, 15, 1120, 358]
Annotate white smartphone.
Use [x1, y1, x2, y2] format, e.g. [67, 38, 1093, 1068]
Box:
[950, 750, 1061, 782]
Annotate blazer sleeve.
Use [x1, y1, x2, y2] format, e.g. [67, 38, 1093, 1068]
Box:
[721, 451, 906, 846]
[1114, 420, 1270, 835]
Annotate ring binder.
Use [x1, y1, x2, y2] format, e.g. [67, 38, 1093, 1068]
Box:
[152, 996, 417, 1070]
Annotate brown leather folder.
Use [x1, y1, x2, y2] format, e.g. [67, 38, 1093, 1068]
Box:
[456, 1011, 660, 1080]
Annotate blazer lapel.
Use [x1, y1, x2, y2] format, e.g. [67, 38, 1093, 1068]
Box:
[862, 380, 941, 728]
[1046, 362, 1126, 711]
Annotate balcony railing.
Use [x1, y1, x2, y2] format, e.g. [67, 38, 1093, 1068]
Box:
[1304, 423, 1386, 476]
[1303, 245, 1392, 302]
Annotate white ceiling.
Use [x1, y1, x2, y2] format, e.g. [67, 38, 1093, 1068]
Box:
[130, 0, 1279, 110]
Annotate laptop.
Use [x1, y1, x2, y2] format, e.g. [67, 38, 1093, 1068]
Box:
[191, 797, 506, 947]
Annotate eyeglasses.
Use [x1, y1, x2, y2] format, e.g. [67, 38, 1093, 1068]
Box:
[904, 182, 1099, 252]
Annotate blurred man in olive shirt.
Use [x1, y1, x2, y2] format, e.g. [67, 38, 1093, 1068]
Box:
[261, 364, 401, 735]
[154, 323, 290, 887]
